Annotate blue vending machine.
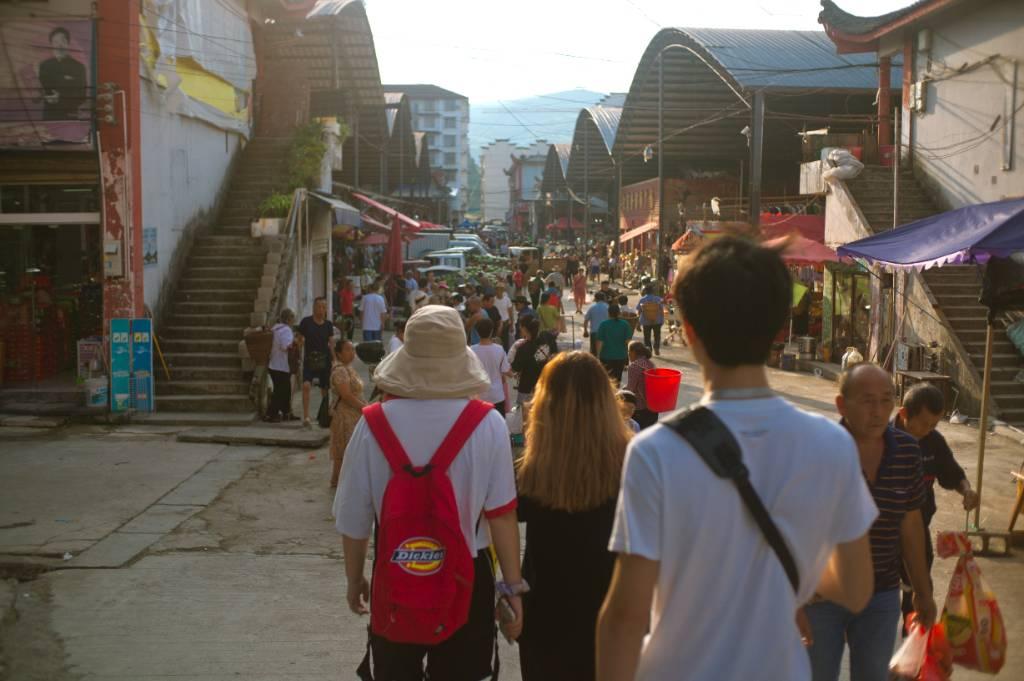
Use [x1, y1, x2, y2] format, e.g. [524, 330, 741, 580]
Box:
[110, 319, 132, 412]
[131, 318, 154, 412]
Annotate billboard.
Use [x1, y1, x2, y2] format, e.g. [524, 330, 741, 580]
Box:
[0, 18, 95, 150]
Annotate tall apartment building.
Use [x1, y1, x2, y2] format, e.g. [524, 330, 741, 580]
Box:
[384, 84, 470, 220]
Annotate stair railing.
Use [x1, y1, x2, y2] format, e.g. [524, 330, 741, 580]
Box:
[250, 188, 305, 416]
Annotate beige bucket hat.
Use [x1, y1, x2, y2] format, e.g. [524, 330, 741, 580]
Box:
[372, 305, 490, 399]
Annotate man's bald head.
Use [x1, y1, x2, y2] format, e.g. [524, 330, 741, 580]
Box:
[838, 362, 893, 399]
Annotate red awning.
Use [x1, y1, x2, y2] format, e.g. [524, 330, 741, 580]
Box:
[353, 192, 421, 229]
[760, 214, 825, 243]
[359, 233, 389, 246]
[619, 222, 658, 244]
[545, 217, 584, 231]
[762, 234, 838, 265]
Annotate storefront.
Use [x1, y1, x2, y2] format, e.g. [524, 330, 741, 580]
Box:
[0, 183, 103, 385]
[823, 261, 871, 364]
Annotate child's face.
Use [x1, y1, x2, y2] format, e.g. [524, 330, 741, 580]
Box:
[619, 399, 635, 419]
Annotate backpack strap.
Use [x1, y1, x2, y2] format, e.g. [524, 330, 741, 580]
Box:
[362, 403, 413, 475]
[664, 406, 800, 594]
[428, 399, 493, 475]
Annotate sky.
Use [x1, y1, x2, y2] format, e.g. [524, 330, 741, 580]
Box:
[366, 0, 916, 103]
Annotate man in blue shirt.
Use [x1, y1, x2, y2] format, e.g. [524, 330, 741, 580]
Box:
[637, 285, 666, 356]
[583, 291, 610, 355]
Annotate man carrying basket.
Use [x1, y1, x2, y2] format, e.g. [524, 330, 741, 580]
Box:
[638, 285, 666, 357]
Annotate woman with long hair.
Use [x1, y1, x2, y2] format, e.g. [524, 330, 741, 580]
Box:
[514, 351, 631, 681]
[329, 339, 365, 487]
[625, 340, 658, 429]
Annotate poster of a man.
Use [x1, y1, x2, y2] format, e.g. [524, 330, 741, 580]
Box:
[0, 18, 94, 148]
[38, 26, 88, 121]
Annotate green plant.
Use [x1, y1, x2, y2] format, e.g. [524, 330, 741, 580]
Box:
[285, 122, 328, 191]
[257, 192, 292, 218]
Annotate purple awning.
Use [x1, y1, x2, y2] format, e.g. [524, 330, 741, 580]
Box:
[837, 197, 1024, 270]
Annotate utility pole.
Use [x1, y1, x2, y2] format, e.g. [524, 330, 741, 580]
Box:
[749, 90, 765, 231]
[657, 54, 665, 286]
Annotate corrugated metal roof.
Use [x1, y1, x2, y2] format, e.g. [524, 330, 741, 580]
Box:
[554, 143, 571, 178]
[582, 106, 622, 154]
[682, 27, 901, 90]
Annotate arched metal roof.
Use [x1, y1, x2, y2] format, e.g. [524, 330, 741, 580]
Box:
[266, 0, 388, 192]
[540, 143, 571, 194]
[566, 106, 622, 194]
[612, 27, 884, 187]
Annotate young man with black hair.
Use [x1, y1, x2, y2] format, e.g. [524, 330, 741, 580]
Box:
[894, 382, 978, 626]
[296, 297, 336, 427]
[598, 237, 876, 681]
[595, 303, 632, 384]
[583, 291, 610, 355]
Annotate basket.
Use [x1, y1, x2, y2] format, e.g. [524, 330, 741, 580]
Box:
[244, 330, 274, 366]
[640, 302, 662, 325]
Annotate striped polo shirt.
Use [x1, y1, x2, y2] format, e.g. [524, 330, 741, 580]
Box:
[860, 425, 925, 593]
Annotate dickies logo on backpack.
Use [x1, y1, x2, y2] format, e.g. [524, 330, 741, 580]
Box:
[391, 537, 446, 575]
[362, 400, 493, 645]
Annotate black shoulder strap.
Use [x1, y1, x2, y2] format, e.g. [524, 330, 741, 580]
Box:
[665, 406, 800, 593]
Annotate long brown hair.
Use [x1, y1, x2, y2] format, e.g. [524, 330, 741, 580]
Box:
[517, 351, 631, 512]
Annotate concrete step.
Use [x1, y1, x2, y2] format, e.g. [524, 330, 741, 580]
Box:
[194, 235, 263, 247]
[188, 255, 266, 268]
[928, 283, 980, 296]
[219, 215, 252, 227]
[963, 339, 1017, 355]
[131, 411, 256, 427]
[161, 338, 241, 354]
[213, 225, 255, 237]
[162, 326, 246, 341]
[190, 246, 266, 258]
[183, 266, 264, 279]
[173, 301, 252, 315]
[158, 380, 249, 396]
[155, 367, 247, 382]
[178, 278, 261, 291]
[155, 394, 253, 413]
[968, 351, 1024, 365]
[173, 289, 254, 302]
[931, 292, 982, 304]
[163, 352, 243, 368]
[995, 407, 1024, 425]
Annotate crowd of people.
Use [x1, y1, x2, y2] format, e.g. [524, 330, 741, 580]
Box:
[262, 233, 979, 681]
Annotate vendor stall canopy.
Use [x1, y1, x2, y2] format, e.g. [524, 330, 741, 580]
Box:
[837, 197, 1024, 270]
[613, 27, 899, 187]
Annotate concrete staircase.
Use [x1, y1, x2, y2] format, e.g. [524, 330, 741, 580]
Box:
[156, 137, 292, 413]
[846, 165, 1024, 425]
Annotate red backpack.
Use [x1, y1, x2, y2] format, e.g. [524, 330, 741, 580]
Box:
[362, 399, 492, 645]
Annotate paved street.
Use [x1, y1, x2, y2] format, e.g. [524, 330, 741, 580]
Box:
[2, 314, 1022, 681]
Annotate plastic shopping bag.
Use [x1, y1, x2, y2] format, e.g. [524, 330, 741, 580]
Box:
[889, 622, 929, 680]
[890, 616, 953, 681]
[505, 406, 523, 436]
[936, 531, 1007, 673]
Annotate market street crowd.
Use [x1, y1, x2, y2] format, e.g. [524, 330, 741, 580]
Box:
[254, 237, 985, 681]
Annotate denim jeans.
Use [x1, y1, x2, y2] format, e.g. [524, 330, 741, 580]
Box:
[805, 589, 901, 681]
[362, 329, 382, 342]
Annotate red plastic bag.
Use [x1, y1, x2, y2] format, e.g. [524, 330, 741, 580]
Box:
[889, 617, 953, 681]
[936, 531, 1007, 673]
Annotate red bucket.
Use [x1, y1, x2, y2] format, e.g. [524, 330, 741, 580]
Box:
[644, 368, 682, 412]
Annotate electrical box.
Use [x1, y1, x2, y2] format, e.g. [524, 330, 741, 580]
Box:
[104, 239, 123, 277]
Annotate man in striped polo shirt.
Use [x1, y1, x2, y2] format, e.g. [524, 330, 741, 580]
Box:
[805, 362, 935, 681]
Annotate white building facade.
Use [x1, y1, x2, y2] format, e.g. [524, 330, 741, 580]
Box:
[480, 139, 550, 223]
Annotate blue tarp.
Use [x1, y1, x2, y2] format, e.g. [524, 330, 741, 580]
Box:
[836, 197, 1024, 270]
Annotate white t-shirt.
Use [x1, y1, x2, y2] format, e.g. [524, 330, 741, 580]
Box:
[494, 293, 512, 322]
[609, 396, 877, 681]
[387, 335, 403, 355]
[471, 343, 510, 404]
[334, 399, 517, 552]
[269, 323, 293, 373]
[360, 293, 387, 331]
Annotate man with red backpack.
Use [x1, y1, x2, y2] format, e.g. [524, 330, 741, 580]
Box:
[334, 305, 524, 681]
